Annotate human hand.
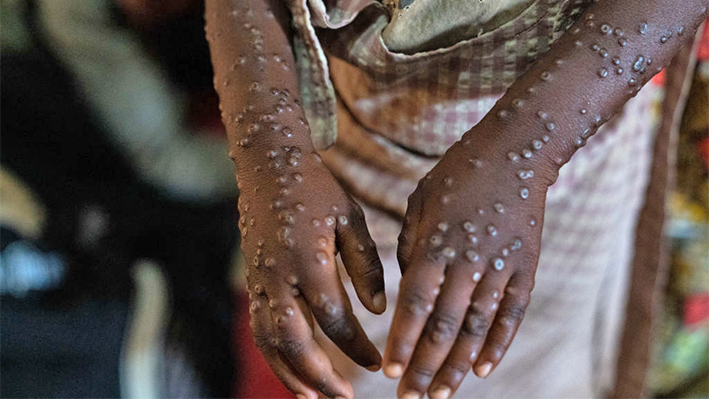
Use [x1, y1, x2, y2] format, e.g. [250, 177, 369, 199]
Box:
[383, 129, 552, 398]
[240, 149, 386, 399]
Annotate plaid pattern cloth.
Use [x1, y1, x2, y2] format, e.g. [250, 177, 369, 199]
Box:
[288, 0, 589, 153]
[276, 0, 664, 397]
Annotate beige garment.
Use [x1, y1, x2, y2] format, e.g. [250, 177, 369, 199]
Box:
[383, 0, 536, 53]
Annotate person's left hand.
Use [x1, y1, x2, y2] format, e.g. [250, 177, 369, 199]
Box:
[383, 125, 553, 399]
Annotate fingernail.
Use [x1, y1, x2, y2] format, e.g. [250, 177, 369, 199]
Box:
[383, 362, 404, 378]
[373, 292, 387, 313]
[475, 361, 493, 378]
[430, 386, 451, 399]
[400, 391, 421, 399]
[366, 363, 381, 372]
[296, 395, 308, 399]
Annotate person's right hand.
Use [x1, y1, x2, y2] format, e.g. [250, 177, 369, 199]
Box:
[238, 146, 386, 399]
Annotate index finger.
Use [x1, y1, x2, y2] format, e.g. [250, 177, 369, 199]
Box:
[263, 292, 354, 398]
[336, 206, 387, 315]
[383, 247, 447, 378]
[297, 241, 383, 370]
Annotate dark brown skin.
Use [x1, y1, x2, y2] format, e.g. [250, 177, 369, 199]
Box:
[387, 1, 708, 398]
[205, 0, 708, 398]
[206, 1, 386, 398]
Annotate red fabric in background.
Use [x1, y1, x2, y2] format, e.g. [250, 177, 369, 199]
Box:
[697, 21, 709, 61]
[698, 138, 709, 169]
[684, 293, 709, 328]
[187, 89, 227, 135]
[233, 291, 294, 399]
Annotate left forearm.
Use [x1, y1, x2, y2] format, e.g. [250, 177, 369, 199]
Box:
[461, 0, 707, 184]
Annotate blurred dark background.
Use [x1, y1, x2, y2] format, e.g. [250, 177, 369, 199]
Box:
[1, 0, 239, 397]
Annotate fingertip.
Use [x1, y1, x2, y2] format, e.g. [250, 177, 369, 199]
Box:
[473, 361, 493, 378]
[366, 363, 381, 372]
[342, 380, 355, 399]
[372, 291, 387, 314]
[367, 348, 383, 371]
[429, 385, 452, 399]
[383, 362, 404, 379]
[400, 391, 422, 399]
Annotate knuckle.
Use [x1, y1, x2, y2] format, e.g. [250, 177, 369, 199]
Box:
[313, 381, 331, 395]
[514, 289, 532, 303]
[276, 337, 306, 359]
[487, 337, 509, 353]
[498, 303, 527, 323]
[358, 257, 383, 279]
[409, 362, 437, 379]
[425, 312, 460, 344]
[397, 233, 411, 250]
[319, 313, 357, 342]
[445, 359, 473, 375]
[313, 378, 343, 399]
[504, 282, 532, 299]
[461, 308, 491, 338]
[321, 312, 347, 332]
[397, 234, 414, 258]
[253, 329, 274, 351]
[396, 251, 410, 268]
[400, 290, 434, 317]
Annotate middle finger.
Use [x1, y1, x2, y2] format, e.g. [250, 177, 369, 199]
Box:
[297, 244, 382, 369]
[396, 262, 480, 398]
[268, 290, 354, 398]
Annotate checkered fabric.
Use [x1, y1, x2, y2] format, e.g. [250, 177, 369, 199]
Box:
[281, 0, 664, 397]
[288, 0, 590, 152]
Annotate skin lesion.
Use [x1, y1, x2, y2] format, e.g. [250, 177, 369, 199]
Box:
[461, 306, 492, 339]
[425, 312, 462, 345]
[400, 287, 437, 317]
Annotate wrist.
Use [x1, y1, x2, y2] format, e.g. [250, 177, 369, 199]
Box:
[457, 117, 560, 189]
[228, 106, 317, 174]
[233, 143, 322, 195]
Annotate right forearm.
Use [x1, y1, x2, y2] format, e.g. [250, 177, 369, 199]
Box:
[205, 0, 315, 181]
